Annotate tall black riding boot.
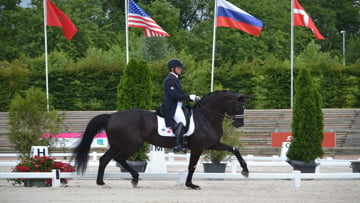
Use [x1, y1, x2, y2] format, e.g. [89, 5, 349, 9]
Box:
[173, 122, 185, 152]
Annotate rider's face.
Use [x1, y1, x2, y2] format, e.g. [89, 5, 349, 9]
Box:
[174, 67, 183, 75]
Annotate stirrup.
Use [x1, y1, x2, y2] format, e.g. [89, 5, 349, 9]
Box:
[173, 145, 182, 152]
[173, 145, 187, 153]
[173, 145, 188, 153]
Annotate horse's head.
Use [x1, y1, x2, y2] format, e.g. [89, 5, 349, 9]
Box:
[226, 93, 251, 128]
[197, 91, 251, 128]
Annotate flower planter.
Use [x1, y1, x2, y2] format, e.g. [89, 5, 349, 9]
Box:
[10, 156, 75, 186]
[203, 163, 227, 173]
[287, 160, 319, 173]
[23, 179, 50, 187]
[117, 160, 147, 172]
[350, 161, 360, 173]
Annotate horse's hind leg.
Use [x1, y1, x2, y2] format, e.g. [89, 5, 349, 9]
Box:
[97, 148, 119, 185]
[113, 157, 139, 188]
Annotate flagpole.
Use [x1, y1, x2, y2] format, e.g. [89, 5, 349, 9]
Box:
[290, 0, 294, 109]
[125, 0, 129, 64]
[43, 0, 50, 112]
[211, 0, 219, 92]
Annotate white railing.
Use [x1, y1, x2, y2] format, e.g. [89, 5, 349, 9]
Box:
[0, 152, 358, 167]
[1, 152, 359, 188]
[1, 170, 360, 188]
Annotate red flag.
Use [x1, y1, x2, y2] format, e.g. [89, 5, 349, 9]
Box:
[46, 0, 78, 41]
[293, 0, 324, 40]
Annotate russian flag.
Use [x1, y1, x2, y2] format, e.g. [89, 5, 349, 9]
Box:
[217, 0, 263, 36]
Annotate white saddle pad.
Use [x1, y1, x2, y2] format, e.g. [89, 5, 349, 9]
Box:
[157, 115, 195, 137]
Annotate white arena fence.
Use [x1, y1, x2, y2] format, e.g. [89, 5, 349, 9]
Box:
[0, 152, 358, 168]
[0, 152, 360, 188]
[1, 170, 360, 188]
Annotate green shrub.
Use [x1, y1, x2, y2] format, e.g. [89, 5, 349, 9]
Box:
[117, 59, 152, 160]
[8, 87, 64, 158]
[287, 68, 324, 162]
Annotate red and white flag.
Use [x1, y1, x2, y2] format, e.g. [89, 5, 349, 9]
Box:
[293, 0, 324, 40]
[128, 0, 169, 37]
[46, 0, 78, 41]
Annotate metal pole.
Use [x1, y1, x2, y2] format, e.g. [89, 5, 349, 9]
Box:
[290, 0, 294, 109]
[210, 0, 219, 92]
[340, 30, 346, 66]
[125, 0, 129, 64]
[43, 0, 49, 112]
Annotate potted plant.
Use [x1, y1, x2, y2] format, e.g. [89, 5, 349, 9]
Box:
[116, 59, 152, 172]
[286, 68, 324, 173]
[118, 143, 150, 172]
[9, 155, 75, 187]
[202, 118, 243, 173]
[8, 87, 64, 158]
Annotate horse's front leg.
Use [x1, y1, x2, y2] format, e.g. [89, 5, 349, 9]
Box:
[210, 143, 249, 178]
[231, 146, 249, 177]
[185, 150, 203, 190]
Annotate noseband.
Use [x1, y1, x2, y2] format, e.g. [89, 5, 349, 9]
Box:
[197, 100, 244, 121]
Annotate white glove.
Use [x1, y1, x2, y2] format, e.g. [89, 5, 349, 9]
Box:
[189, 94, 201, 102]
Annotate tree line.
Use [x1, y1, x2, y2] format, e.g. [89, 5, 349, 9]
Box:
[0, 0, 359, 111]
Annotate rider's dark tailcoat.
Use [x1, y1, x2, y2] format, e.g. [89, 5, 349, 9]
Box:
[161, 73, 190, 127]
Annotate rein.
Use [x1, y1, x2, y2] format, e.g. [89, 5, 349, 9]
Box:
[196, 100, 243, 121]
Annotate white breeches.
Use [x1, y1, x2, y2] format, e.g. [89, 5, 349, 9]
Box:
[174, 102, 186, 126]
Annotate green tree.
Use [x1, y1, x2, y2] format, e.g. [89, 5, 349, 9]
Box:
[0, 59, 30, 111]
[287, 68, 324, 162]
[135, 36, 175, 62]
[117, 59, 152, 110]
[117, 59, 152, 160]
[8, 87, 63, 158]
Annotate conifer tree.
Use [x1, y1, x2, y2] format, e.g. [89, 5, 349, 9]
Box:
[117, 59, 152, 110]
[116, 59, 152, 161]
[287, 68, 324, 162]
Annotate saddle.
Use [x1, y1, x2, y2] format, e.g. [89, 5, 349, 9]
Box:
[156, 105, 192, 133]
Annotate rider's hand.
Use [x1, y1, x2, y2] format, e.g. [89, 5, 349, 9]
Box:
[189, 94, 201, 102]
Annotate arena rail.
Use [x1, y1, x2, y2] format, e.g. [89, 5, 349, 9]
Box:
[0, 153, 358, 170]
[1, 170, 360, 188]
[1, 152, 359, 188]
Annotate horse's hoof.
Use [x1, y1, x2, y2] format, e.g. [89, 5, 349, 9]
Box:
[241, 170, 249, 178]
[186, 183, 201, 190]
[97, 181, 105, 186]
[131, 179, 139, 188]
[101, 184, 112, 188]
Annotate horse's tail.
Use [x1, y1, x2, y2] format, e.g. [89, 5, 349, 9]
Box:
[72, 114, 111, 174]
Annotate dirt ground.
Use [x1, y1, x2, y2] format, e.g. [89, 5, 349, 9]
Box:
[1, 155, 360, 203]
[0, 178, 359, 203]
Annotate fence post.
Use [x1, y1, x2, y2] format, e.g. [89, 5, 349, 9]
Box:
[231, 156, 237, 173]
[92, 152, 97, 161]
[176, 171, 186, 185]
[293, 170, 301, 188]
[52, 169, 61, 187]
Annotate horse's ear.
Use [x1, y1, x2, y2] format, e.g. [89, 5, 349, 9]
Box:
[243, 95, 253, 100]
[238, 94, 253, 101]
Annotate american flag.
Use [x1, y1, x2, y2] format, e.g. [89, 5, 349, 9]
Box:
[128, 0, 170, 37]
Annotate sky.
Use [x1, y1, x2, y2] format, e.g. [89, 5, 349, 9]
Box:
[19, 0, 32, 8]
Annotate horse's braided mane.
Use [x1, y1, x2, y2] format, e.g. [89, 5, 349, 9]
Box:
[200, 90, 237, 100]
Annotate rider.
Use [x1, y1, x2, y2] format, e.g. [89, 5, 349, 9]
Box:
[161, 58, 200, 152]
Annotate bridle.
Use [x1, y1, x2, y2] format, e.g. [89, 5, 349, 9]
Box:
[196, 99, 244, 122]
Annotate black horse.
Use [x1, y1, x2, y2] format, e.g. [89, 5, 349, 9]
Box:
[72, 90, 250, 189]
